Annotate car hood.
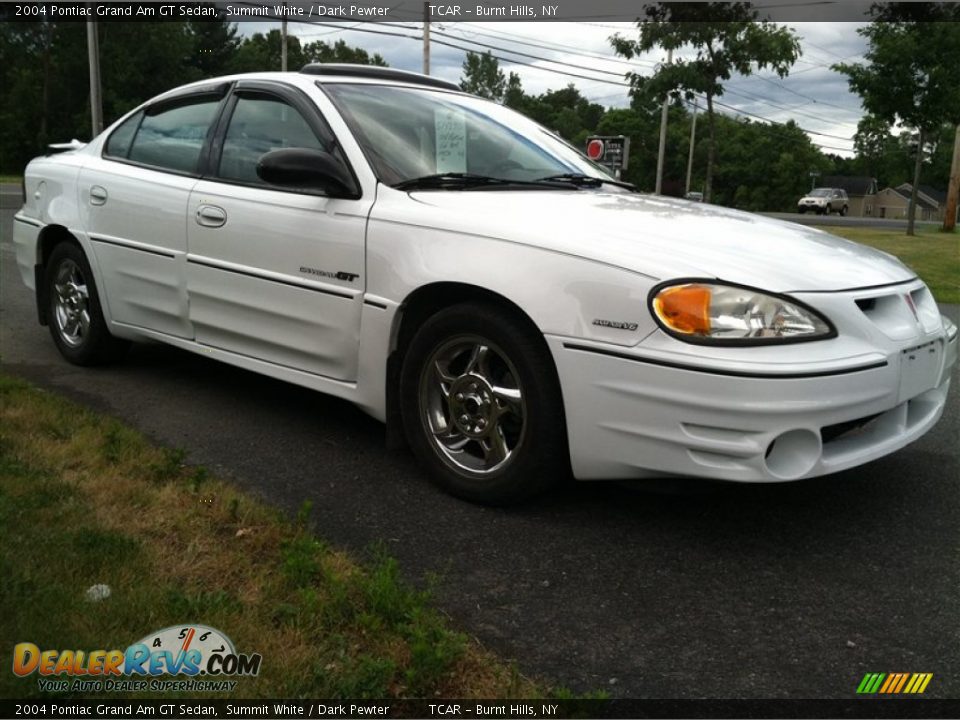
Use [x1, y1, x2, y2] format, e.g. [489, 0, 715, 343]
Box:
[402, 190, 914, 292]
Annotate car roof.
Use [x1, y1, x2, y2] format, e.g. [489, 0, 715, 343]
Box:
[300, 63, 461, 91]
[160, 65, 463, 102]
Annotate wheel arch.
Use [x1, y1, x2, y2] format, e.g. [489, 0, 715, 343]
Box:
[383, 281, 558, 449]
[35, 224, 82, 326]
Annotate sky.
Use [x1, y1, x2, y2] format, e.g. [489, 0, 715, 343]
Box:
[267, 20, 871, 157]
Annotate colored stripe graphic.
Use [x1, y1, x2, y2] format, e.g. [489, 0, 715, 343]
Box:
[857, 672, 932, 694]
[878, 674, 897, 693]
[893, 673, 909, 693]
[857, 673, 885, 693]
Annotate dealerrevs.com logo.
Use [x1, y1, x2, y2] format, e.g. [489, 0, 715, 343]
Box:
[12, 625, 261, 693]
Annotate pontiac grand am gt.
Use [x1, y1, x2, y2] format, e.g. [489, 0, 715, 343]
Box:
[12, 65, 957, 504]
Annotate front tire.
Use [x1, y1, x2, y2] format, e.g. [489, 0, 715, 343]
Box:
[400, 302, 568, 505]
[45, 242, 129, 365]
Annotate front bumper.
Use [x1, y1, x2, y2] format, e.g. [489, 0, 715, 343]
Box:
[548, 309, 956, 482]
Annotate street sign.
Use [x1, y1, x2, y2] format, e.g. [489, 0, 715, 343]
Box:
[586, 138, 604, 161]
[585, 135, 630, 175]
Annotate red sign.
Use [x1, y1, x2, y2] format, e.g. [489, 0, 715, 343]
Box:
[586, 138, 604, 160]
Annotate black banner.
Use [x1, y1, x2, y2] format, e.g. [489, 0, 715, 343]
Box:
[4, 698, 960, 719]
[0, 0, 897, 24]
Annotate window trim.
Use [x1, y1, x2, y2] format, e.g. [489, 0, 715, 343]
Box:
[100, 84, 232, 178]
[204, 80, 362, 200]
[102, 109, 145, 161]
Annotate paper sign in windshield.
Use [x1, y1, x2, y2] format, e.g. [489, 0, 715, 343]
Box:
[435, 110, 467, 173]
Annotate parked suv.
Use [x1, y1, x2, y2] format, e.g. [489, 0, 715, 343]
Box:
[798, 188, 849, 215]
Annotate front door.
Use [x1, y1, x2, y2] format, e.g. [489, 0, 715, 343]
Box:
[186, 82, 370, 381]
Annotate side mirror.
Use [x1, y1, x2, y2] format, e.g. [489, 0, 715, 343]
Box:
[256, 148, 356, 198]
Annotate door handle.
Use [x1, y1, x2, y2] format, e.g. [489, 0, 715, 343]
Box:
[89, 186, 108, 206]
[196, 204, 227, 228]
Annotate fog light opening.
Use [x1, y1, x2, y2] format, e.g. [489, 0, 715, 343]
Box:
[764, 429, 821, 480]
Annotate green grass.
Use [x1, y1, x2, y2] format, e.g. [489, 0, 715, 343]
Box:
[0, 372, 548, 700]
[0, 174, 23, 184]
[827, 226, 959, 304]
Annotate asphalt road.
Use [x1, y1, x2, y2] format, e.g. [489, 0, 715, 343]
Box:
[2, 203, 958, 700]
[760, 211, 943, 230]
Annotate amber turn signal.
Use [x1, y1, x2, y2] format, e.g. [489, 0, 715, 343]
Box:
[652, 284, 712, 335]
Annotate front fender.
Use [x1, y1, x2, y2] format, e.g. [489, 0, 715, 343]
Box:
[366, 200, 660, 349]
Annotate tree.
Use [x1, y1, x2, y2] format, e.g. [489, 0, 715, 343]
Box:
[301, 39, 387, 66]
[834, 3, 960, 234]
[186, 12, 240, 78]
[610, 2, 801, 203]
[0, 23, 388, 174]
[460, 51, 506, 101]
[503, 71, 527, 111]
[0, 21, 197, 171]
[231, 29, 305, 72]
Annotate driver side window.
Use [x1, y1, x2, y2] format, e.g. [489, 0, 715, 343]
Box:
[217, 95, 326, 185]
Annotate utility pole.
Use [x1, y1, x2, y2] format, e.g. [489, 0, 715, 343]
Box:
[86, 16, 102, 137]
[655, 48, 672, 195]
[907, 128, 925, 237]
[685, 97, 697, 196]
[281, 18, 288, 71]
[422, 2, 430, 75]
[943, 123, 960, 232]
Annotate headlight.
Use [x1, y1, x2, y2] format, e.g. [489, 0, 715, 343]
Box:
[944, 316, 958, 341]
[649, 281, 835, 345]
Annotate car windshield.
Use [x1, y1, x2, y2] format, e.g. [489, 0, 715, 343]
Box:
[809, 188, 833, 197]
[323, 83, 617, 188]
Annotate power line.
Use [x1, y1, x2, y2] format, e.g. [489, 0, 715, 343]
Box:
[730, 73, 861, 113]
[433, 33, 856, 150]
[427, 26, 645, 79]
[719, 85, 857, 135]
[419, 23, 857, 137]
[683, 98, 854, 153]
[297, 16, 862, 123]
[427, 35, 643, 86]
[437, 23, 658, 69]
[422, 23, 858, 131]
[295, 21, 368, 38]
[281, 17, 857, 153]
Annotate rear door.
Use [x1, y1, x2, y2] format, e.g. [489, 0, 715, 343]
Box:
[185, 81, 369, 381]
[79, 86, 228, 338]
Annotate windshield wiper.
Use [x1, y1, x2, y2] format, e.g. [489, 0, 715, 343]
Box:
[535, 173, 636, 191]
[393, 173, 570, 191]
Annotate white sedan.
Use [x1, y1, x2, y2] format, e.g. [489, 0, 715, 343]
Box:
[12, 65, 957, 504]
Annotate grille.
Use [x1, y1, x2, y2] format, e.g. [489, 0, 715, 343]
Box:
[821, 413, 883, 444]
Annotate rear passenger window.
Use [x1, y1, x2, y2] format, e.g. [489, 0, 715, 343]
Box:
[217, 95, 326, 184]
[127, 98, 220, 174]
[104, 111, 142, 158]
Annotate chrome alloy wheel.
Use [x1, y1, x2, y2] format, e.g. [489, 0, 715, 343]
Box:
[53, 259, 91, 348]
[419, 336, 526, 476]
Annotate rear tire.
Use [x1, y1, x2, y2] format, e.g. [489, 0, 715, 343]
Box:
[45, 242, 129, 366]
[840, 205, 848, 216]
[399, 302, 568, 505]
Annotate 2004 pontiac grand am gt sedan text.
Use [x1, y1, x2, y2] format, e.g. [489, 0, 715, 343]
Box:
[12, 65, 957, 504]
